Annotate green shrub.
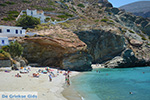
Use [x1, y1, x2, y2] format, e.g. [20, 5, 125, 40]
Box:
[108, 12, 112, 15]
[2, 16, 15, 21]
[3, 51, 11, 58]
[98, 10, 102, 13]
[99, 6, 102, 9]
[16, 15, 40, 28]
[101, 18, 109, 22]
[25, 35, 30, 38]
[95, 20, 99, 22]
[5, 1, 15, 5]
[34, 24, 49, 31]
[77, 4, 85, 8]
[149, 36, 150, 40]
[45, 17, 50, 22]
[2, 11, 20, 21]
[0, 3, 6, 6]
[142, 37, 146, 40]
[59, 23, 70, 28]
[0, 49, 11, 59]
[82, 19, 87, 21]
[8, 41, 24, 57]
[72, 7, 76, 11]
[138, 34, 147, 40]
[57, 12, 73, 19]
[7, 11, 19, 18]
[129, 30, 134, 33]
[22, 0, 31, 3]
[64, 4, 69, 8]
[65, 13, 73, 17]
[122, 30, 126, 34]
[57, 15, 68, 19]
[109, 20, 114, 23]
[0, 53, 5, 58]
[2, 46, 9, 52]
[7, 11, 19, 14]
[48, 1, 54, 5]
[71, 2, 75, 5]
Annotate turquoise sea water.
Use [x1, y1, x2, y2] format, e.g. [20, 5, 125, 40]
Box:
[71, 67, 150, 100]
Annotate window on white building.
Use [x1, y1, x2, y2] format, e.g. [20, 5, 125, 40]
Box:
[0, 29, 2, 33]
[16, 30, 18, 34]
[20, 30, 22, 34]
[2, 40, 4, 44]
[31, 11, 33, 15]
[7, 29, 10, 32]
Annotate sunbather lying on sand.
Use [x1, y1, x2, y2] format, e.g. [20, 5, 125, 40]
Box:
[33, 73, 39, 78]
[15, 73, 21, 77]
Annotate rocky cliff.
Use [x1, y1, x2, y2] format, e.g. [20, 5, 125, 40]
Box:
[10, 0, 150, 70]
[18, 26, 92, 71]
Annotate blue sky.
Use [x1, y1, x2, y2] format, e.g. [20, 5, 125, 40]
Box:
[108, 0, 150, 7]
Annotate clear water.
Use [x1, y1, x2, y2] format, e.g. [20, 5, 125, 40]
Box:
[71, 67, 150, 100]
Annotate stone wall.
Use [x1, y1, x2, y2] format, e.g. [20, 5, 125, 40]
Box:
[0, 60, 12, 67]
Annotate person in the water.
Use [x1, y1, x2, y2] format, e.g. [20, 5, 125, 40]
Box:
[129, 92, 133, 94]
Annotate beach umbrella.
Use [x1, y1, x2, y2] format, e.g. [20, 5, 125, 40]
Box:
[43, 70, 47, 73]
[50, 69, 54, 71]
[45, 67, 49, 70]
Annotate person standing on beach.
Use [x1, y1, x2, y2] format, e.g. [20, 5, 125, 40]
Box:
[57, 69, 59, 75]
[66, 74, 70, 85]
[49, 74, 52, 82]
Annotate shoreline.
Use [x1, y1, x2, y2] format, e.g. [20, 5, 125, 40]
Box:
[62, 72, 83, 100]
[0, 67, 80, 100]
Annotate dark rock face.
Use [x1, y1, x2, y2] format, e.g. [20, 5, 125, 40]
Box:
[75, 30, 126, 63]
[104, 49, 149, 68]
[62, 52, 92, 71]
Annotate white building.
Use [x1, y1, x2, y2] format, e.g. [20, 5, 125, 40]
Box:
[0, 25, 26, 37]
[0, 37, 9, 46]
[16, 9, 50, 23]
[26, 9, 49, 23]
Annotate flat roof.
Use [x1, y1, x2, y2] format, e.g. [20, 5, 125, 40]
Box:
[0, 37, 8, 38]
[0, 25, 23, 29]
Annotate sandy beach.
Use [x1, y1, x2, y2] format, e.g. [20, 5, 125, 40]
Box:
[0, 67, 80, 100]
[91, 64, 105, 69]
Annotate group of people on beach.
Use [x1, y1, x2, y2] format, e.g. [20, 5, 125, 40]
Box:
[14, 66, 72, 85]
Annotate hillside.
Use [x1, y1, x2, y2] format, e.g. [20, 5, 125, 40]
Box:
[0, 0, 150, 70]
[0, 0, 71, 25]
[0, 0, 112, 26]
[120, 1, 150, 18]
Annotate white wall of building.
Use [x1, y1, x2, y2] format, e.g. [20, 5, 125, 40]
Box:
[27, 9, 37, 16]
[0, 37, 9, 46]
[26, 9, 48, 23]
[0, 25, 26, 37]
